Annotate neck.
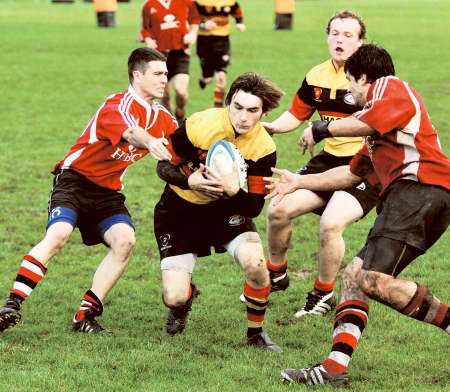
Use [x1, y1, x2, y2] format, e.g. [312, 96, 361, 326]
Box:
[132, 84, 154, 104]
[331, 59, 344, 71]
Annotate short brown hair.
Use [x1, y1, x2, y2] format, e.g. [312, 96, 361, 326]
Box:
[225, 72, 284, 113]
[128, 47, 167, 83]
[326, 10, 366, 39]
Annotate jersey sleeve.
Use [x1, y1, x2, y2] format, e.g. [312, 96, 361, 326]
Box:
[231, 2, 243, 23]
[140, 2, 154, 39]
[188, 0, 201, 24]
[167, 121, 198, 166]
[349, 145, 372, 178]
[354, 78, 417, 135]
[289, 78, 315, 121]
[95, 102, 138, 147]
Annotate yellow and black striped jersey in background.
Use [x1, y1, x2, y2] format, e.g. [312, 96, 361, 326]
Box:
[195, 0, 243, 37]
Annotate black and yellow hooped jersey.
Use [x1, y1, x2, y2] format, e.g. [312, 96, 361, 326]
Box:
[195, 0, 243, 37]
[168, 108, 276, 213]
[289, 59, 364, 157]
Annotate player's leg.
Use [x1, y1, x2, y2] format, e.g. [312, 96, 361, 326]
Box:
[161, 254, 198, 335]
[172, 73, 189, 123]
[282, 256, 368, 385]
[197, 36, 214, 89]
[212, 37, 230, 108]
[213, 70, 227, 108]
[294, 191, 363, 317]
[161, 82, 172, 113]
[266, 189, 325, 292]
[226, 232, 282, 352]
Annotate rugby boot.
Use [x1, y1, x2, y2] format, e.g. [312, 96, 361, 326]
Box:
[72, 309, 111, 334]
[166, 284, 199, 336]
[0, 297, 22, 332]
[198, 78, 207, 89]
[247, 331, 283, 353]
[281, 363, 350, 386]
[270, 270, 290, 292]
[294, 290, 336, 318]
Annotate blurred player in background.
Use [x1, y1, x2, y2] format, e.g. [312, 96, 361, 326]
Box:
[140, 0, 200, 123]
[268, 44, 450, 386]
[154, 73, 284, 352]
[195, 0, 245, 108]
[263, 11, 380, 318]
[0, 48, 175, 334]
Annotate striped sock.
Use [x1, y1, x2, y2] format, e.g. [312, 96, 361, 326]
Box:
[401, 284, 450, 334]
[9, 255, 47, 303]
[313, 277, 335, 294]
[243, 281, 270, 338]
[75, 289, 103, 321]
[267, 259, 287, 281]
[213, 87, 225, 108]
[323, 300, 369, 374]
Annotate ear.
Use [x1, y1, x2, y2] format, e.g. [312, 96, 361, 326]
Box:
[359, 74, 368, 85]
[133, 70, 142, 82]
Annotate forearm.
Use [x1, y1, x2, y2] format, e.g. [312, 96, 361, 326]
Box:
[269, 111, 303, 134]
[328, 116, 375, 137]
[157, 161, 189, 189]
[295, 166, 362, 191]
[122, 126, 154, 149]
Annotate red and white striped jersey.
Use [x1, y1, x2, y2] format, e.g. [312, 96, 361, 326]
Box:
[53, 85, 178, 191]
[141, 0, 201, 52]
[354, 76, 450, 194]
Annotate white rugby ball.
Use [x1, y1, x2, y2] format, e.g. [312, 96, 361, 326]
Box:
[205, 139, 248, 192]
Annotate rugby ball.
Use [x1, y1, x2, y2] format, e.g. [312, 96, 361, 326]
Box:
[205, 139, 248, 192]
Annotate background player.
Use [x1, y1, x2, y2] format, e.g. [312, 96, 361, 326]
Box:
[263, 11, 380, 318]
[267, 44, 450, 386]
[0, 48, 175, 334]
[155, 73, 284, 351]
[195, 0, 245, 108]
[140, 0, 200, 123]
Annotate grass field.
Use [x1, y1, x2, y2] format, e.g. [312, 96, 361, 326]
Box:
[0, 0, 449, 391]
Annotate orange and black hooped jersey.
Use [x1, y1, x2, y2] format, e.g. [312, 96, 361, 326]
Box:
[168, 108, 276, 216]
[289, 59, 364, 157]
[195, 0, 243, 37]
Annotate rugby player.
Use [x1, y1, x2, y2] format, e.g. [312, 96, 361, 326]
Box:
[195, 0, 245, 107]
[266, 44, 450, 385]
[140, 0, 200, 123]
[0, 48, 175, 334]
[154, 73, 284, 352]
[263, 11, 380, 318]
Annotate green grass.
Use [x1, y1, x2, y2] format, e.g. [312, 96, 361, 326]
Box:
[0, 0, 449, 391]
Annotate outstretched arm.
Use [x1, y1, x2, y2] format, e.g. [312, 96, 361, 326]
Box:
[122, 126, 172, 161]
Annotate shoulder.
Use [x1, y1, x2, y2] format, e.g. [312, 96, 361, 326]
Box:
[305, 59, 331, 83]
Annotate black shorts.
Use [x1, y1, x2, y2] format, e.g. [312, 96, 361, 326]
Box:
[357, 180, 450, 275]
[154, 186, 256, 259]
[297, 149, 380, 216]
[48, 169, 134, 246]
[165, 49, 190, 80]
[196, 35, 230, 78]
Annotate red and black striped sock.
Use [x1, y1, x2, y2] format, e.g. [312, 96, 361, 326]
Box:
[243, 281, 270, 338]
[313, 277, 335, 295]
[401, 284, 449, 334]
[75, 289, 103, 321]
[267, 259, 287, 281]
[213, 87, 225, 108]
[9, 254, 47, 303]
[323, 300, 369, 374]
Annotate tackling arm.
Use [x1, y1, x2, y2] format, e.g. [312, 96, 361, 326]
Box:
[122, 126, 172, 161]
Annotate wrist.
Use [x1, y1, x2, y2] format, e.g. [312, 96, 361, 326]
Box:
[311, 120, 332, 143]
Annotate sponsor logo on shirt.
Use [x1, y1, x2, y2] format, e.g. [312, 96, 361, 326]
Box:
[160, 14, 180, 30]
[111, 145, 143, 163]
[344, 92, 356, 105]
[356, 182, 366, 191]
[313, 87, 322, 101]
[228, 215, 245, 226]
[159, 233, 172, 251]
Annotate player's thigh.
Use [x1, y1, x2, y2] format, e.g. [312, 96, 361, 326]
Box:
[268, 188, 326, 221]
[44, 221, 74, 246]
[103, 222, 136, 251]
[320, 190, 364, 231]
[172, 73, 189, 94]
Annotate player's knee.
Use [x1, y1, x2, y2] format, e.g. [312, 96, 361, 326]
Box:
[359, 269, 384, 297]
[163, 287, 189, 308]
[110, 231, 136, 260]
[45, 226, 72, 251]
[342, 258, 363, 284]
[319, 215, 345, 239]
[267, 202, 291, 227]
[239, 252, 269, 286]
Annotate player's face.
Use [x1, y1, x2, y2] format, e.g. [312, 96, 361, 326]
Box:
[134, 61, 168, 100]
[327, 18, 363, 67]
[346, 72, 370, 107]
[228, 90, 264, 135]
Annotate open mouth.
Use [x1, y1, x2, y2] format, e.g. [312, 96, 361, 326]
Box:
[335, 47, 344, 54]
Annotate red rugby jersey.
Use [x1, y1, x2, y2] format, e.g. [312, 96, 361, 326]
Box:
[354, 76, 450, 194]
[53, 86, 178, 191]
[141, 0, 201, 52]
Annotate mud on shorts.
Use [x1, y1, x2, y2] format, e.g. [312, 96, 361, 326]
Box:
[357, 180, 450, 276]
[196, 35, 231, 79]
[297, 149, 380, 216]
[154, 186, 256, 259]
[47, 169, 134, 246]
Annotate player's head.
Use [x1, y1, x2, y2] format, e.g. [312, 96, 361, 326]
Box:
[226, 72, 284, 134]
[326, 10, 366, 67]
[128, 48, 168, 100]
[345, 44, 396, 106]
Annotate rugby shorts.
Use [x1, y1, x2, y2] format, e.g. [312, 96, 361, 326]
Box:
[48, 169, 134, 246]
[357, 180, 450, 276]
[297, 149, 380, 216]
[154, 186, 256, 259]
[196, 35, 230, 78]
[165, 49, 190, 80]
